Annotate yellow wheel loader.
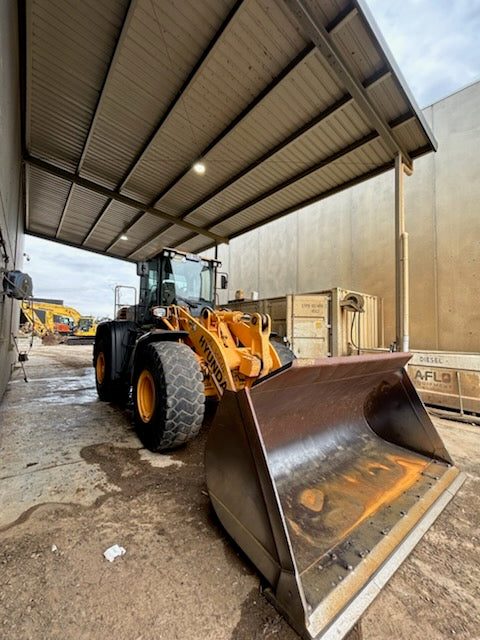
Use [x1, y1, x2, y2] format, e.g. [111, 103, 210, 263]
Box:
[93, 248, 463, 640]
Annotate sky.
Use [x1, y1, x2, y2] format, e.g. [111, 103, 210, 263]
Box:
[23, 237, 138, 319]
[367, 0, 480, 108]
[24, 1, 480, 319]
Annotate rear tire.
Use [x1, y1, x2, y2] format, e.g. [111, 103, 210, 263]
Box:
[94, 336, 129, 404]
[133, 342, 205, 452]
[272, 340, 296, 366]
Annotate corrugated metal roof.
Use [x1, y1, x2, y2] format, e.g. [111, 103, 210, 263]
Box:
[23, 0, 437, 262]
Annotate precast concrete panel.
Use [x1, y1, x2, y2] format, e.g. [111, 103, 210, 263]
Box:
[432, 83, 480, 352]
[349, 172, 395, 344]
[0, 0, 24, 398]
[296, 189, 353, 294]
[228, 229, 260, 302]
[258, 216, 297, 297]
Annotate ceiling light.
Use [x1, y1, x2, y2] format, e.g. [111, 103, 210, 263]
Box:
[193, 162, 206, 174]
[120, 234, 128, 241]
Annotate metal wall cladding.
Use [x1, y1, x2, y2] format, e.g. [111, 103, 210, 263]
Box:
[25, 0, 436, 262]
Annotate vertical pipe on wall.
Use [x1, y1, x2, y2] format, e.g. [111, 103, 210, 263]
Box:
[395, 154, 411, 352]
[401, 231, 409, 352]
[394, 154, 404, 350]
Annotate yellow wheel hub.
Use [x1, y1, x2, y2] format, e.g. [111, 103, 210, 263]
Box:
[96, 352, 106, 384]
[137, 369, 155, 422]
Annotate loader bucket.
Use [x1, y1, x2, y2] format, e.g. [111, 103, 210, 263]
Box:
[205, 353, 464, 639]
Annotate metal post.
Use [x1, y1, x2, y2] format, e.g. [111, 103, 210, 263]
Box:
[395, 154, 410, 352]
[456, 371, 465, 416]
[401, 231, 409, 352]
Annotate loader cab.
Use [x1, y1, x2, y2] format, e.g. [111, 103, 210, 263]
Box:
[137, 249, 223, 324]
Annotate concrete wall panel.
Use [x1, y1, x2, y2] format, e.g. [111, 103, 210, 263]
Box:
[433, 83, 480, 352]
[258, 215, 297, 296]
[297, 189, 353, 294]
[350, 172, 395, 344]
[405, 149, 437, 349]
[0, 0, 24, 398]
[227, 229, 260, 301]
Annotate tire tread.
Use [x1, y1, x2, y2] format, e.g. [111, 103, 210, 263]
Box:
[134, 342, 204, 451]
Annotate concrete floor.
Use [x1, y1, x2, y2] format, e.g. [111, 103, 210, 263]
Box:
[0, 341, 479, 639]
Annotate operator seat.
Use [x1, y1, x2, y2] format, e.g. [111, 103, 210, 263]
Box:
[161, 281, 176, 306]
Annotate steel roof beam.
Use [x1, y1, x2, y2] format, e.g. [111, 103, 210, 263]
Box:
[82, 200, 118, 246]
[149, 44, 316, 206]
[24, 156, 228, 245]
[26, 230, 135, 263]
[126, 92, 352, 259]
[192, 160, 397, 255]
[187, 130, 380, 233]
[126, 67, 392, 259]
[118, 0, 245, 190]
[325, 3, 358, 35]
[283, 0, 413, 169]
[353, 0, 437, 151]
[105, 211, 146, 253]
[77, 0, 137, 173]
[53, 0, 136, 242]
[55, 183, 75, 239]
[169, 113, 417, 252]
[82, 0, 244, 250]
[118, 45, 317, 257]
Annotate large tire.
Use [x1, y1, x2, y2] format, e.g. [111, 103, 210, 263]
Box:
[133, 342, 205, 452]
[271, 340, 296, 366]
[94, 336, 129, 404]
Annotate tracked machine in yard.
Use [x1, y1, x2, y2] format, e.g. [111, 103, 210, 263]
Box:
[94, 248, 463, 640]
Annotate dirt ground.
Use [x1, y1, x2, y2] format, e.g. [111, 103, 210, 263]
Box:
[0, 342, 479, 640]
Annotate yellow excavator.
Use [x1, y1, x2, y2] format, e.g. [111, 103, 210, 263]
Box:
[93, 247, 463, 640]
[21, 300, 97, 339]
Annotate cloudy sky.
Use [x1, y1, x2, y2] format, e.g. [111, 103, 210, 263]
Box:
[24, 237, 139, 319]
[367, 0, 480, 108]
[24, 0, 480, 319]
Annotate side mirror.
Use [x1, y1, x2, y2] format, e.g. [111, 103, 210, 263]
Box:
[137, 261, 149, 276]
[219, 274, 228, 290]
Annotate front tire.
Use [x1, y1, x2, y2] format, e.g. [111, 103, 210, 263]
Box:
[133, 342, 205, 452]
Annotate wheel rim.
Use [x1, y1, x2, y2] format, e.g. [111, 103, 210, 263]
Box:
[137, 369, 155, 422]
[96, 352, 106, 384]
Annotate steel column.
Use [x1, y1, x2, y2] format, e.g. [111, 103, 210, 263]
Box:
[395, 153, 411, 352]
